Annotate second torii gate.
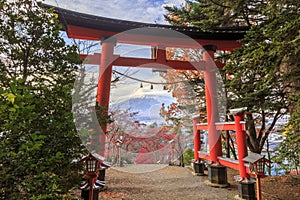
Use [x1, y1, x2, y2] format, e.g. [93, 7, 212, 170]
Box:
[51, 5, 249, 189]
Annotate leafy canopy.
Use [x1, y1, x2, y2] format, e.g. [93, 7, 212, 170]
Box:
[164, 0, 300, 154]
[0, 0, 83, 199]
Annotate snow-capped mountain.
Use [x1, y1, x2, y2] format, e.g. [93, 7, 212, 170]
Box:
[110, 90, 176, 123]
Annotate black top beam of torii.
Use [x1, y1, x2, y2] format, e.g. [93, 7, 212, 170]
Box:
[43, 4, 248, 50]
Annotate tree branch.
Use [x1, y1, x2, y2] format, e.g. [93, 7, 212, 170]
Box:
[259, 109, 282, 150]
[209, 0, 231, 9]
[258, 110, 266, 141]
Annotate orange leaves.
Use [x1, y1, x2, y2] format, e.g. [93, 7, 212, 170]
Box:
[169, 14, 180, 21]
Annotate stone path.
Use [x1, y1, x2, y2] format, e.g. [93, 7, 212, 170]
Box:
[100, 165, 239, 200]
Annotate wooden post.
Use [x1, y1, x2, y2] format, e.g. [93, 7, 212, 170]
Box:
[96, 39, 115, 156]
[256, 176, 262, 200]
[203, 45, 222, 163]
[193, 116, 200, 162]
[89, 178, 93, 200]
[234, 113, 248, 179]
[97, 39, 115, 108]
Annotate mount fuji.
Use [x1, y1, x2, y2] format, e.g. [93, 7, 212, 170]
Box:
[110, 87, 176, 123]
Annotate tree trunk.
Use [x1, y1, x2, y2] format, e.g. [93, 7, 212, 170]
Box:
[246, 114, 261, 153]
[280, 56, 300, 164]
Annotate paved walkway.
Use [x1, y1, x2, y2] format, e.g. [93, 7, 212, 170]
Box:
[100, 165, 238, 200]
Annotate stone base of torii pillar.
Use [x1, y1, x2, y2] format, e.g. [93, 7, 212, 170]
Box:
[205, 164, 229, 188]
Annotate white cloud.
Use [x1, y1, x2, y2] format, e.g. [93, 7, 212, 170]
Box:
[44, 0, 185, 24]
[44, 0, 185, 106]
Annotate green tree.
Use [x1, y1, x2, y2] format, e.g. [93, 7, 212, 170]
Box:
[224, 0, 300, 157]
[164, 0, 266, 29]
[0, 1, 83, 199]
[164, 1, 300, 157]
[273, 125, 299, 173]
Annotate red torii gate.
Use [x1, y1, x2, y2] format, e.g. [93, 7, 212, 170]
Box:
[51, 5, 250, 187]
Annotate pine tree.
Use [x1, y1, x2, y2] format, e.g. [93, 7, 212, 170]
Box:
[164, 0, 300, 157]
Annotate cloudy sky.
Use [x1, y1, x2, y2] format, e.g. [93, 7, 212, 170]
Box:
[44, 0, 187, 116]
[44, 0, 185, 24]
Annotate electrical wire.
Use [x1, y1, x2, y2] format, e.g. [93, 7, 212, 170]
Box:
[51, 1, 187, 86]
[112, 70, 186, 85]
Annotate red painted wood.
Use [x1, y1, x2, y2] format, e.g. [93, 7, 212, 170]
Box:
[96, 41, 115, 156]
[196, 123, 208, 130]
[234, 113, 249, 179]
[196, 122, 245, 131]
[80, 53, 227, 70]
[198, 152, 210, 161]
[203, 48, 222, 163]
[114, 57, 207, 70]
[67, 25, 116, 41]
[67, 25, 242, 50]
[96, 42, 114, 107]
[218, 157, 240, 171]
[193, 116, 201, 162]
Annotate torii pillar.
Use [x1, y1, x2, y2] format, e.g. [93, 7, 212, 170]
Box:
[96, 39, 115, 157]
[203, 45, 228, 187]
[202, 45, 222, 162]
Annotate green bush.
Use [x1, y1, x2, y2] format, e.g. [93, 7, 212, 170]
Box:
[183, 148, 194, 166]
